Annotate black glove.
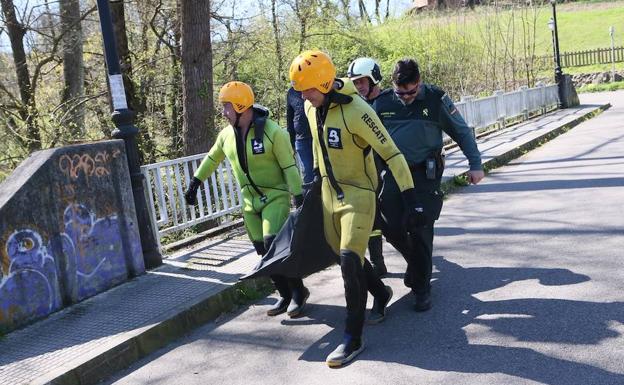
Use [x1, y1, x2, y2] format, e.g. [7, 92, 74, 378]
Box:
[312, 168, 321, 183]
[293, 194, 304, 209]
[184, 177, 202, 206]
[402, 188, 427, 231]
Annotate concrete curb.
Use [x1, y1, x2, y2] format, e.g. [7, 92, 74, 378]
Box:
[42, 276, 272, 385]
[34, 103, 609, 385]
[163, 218, 245, 253]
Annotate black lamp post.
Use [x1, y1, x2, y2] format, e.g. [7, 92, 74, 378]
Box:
[549, 0, 565, 108]
[95, 0, 162, 269]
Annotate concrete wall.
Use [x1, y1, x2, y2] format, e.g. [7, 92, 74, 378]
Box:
[0, 140, 145, 332]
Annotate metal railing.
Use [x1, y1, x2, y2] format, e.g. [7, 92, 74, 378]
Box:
[142, 83, 560, 247]
[456, 84, 559, 137]
[141, 154, 242, 246]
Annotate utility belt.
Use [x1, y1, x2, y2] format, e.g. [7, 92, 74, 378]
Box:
[409, 149, 445, 180]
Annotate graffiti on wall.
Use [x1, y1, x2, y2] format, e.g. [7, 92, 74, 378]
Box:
[58, 150, 121, 182]
[0, 203, 141, 326]
[56, 203, 135, 300]
[0, 230, 62, 325]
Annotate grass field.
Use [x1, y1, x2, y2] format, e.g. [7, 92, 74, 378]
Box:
[547, 2, 624, 53]
[398, 1, 624, 75]
[577, 79, 624, 92]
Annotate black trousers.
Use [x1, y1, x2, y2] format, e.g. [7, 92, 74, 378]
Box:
[378, 169, 443, 294]
[253, 238, 306, 301]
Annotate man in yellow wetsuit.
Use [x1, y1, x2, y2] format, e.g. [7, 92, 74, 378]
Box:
[184, 81, 309, 318]
[289, 51, 426, 367]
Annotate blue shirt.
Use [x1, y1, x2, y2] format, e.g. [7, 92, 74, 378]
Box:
[286, 87, 311, 146]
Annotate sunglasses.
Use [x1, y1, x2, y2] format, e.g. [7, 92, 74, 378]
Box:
[393, 85, 419, 96]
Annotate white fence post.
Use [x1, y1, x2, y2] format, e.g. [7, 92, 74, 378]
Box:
[520, 86, 529, 120]
[461, 95, 476, 138]
[494, 90, 505, 129]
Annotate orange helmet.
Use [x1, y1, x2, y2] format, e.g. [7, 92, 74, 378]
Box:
[289, 50, 336, 93]
[218, 81, 254, 113]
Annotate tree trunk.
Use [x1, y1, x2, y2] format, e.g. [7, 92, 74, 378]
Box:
[340, 0, 351, 23]
[0, 0, 41, 151]
[181, 0, 214, 156]
[59, 0, 85, 136]
[358, 0, 369, 22]
[110, 0, 155, 164]
[169, 0, 183, 158]
[271, 0, 284, 119]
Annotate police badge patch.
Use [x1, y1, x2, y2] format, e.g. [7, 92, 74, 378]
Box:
[251, 138, 265, 154]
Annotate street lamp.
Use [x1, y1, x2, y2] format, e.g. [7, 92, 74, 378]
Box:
[609, 26, 616, 82]
[95, 0, 162, 269]
[549, 0, 564, 107]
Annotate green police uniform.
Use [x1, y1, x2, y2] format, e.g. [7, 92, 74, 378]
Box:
[373, 84, 482, 296]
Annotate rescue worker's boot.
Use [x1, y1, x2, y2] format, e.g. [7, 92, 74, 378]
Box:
[286, 278, 310, 318]
[367, 285, 393, 324]
[368, 235, 387, 277]
[255, 238, 292, 316]
[327, 250, 367, 367]
[363, 259, 392, 324]
[267, 275, 292, 316]
[326, 333, 365, 368]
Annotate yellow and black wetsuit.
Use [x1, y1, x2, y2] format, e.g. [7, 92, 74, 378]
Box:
[305, 79, 414, 261]
[304, 78, 415, 341]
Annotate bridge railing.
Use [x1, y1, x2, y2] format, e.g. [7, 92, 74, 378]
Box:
[455, 84, 559, 137]
[140, 153, 242, 246]
[143, 83, 559, 248]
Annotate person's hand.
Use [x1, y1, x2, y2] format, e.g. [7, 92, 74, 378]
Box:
[401, 188, 427, 231]
[184, 177, 202, 206]
[467, 170, 484, 185]
[293, 194, 304, 209]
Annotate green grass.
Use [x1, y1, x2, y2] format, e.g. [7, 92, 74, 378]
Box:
[577, 80, 624, 92]
[545, 3, 624, 54]
[400, 1, 624, 57]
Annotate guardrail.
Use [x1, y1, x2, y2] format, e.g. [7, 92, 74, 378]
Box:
[143, 83, 560, 248]
[455, 84, 559, 136]
[140, 154, 242, 247]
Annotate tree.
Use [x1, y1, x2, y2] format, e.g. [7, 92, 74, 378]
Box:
[180, 0, 214, 156]
[59, 0, 85, 136]
[0, 0, 41, 151]
[271, 0, 285, 119]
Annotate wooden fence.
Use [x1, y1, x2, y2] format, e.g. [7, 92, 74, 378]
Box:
[541, 46, 624, 68]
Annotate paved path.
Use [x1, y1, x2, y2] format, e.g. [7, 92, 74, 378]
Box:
[103, 92, 624, 385]
[0, 98, 616, 385]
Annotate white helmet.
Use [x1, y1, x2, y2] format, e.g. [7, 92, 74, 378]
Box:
[347, 57, 383, 85]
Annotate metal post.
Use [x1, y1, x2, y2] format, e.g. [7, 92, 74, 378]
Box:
[95, 0, 162, 269]
[549, 1, 564, 108]
[610, 26, 616, 82]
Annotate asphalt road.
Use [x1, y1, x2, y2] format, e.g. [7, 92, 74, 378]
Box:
[106, 91, 624, 385]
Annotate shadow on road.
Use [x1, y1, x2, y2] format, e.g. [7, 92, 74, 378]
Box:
[289, 257, 624, 385]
